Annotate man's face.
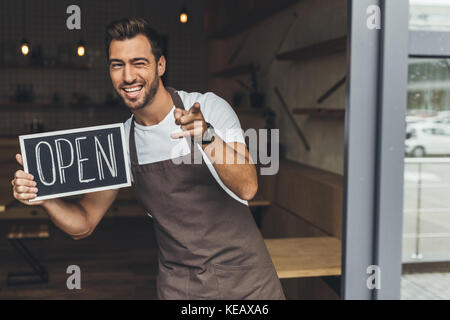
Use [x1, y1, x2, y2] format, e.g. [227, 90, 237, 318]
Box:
[108, 34, 163, 110]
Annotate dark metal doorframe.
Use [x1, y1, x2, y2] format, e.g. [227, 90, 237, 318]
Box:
[342, 0, 409, 300]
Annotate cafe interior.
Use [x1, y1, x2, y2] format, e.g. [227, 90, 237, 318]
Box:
[0, 0, 346, 299]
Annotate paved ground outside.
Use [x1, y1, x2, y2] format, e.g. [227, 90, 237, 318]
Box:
[401, 159, 450, 300]
[403, 160, 450, 262]
[401, 272, 450, 300]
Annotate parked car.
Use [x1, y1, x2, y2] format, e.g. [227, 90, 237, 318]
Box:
[406, 123, 450, 157]
[434, 111, 450, 124]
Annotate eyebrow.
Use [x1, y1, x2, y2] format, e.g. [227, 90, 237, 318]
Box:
[131, 57, 150, 63]
[108, 57, 150, 64]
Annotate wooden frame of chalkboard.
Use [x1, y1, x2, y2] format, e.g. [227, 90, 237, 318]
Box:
[19, 123, 132, 201]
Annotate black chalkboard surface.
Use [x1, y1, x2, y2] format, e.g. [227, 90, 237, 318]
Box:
[19, 123, 131, 201]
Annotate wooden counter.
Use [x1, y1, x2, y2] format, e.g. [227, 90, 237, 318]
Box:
[264, 237, 341, 279]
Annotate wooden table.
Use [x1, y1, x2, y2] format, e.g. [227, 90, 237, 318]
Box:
[264, 237, 341, 279]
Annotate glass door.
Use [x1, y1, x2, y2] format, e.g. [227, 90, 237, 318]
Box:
[343, 0, 450, 300]
[401, 0, 450, 300]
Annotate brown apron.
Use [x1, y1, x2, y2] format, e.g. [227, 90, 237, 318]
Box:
[129, 87, 285, 300]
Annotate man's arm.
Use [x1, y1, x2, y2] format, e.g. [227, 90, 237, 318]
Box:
[12, 154, 119, 240]
[42, 189, 119, 240]
[202, 137, 257, 201]
[171, 103, 258, 201]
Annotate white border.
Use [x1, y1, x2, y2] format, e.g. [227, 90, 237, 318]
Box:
[19, 123, 132, 201]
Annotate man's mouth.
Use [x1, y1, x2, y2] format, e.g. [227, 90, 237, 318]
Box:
[122, 85, 143, 99]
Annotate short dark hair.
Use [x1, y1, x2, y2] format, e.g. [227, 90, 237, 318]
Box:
[105, 17, 164, 63]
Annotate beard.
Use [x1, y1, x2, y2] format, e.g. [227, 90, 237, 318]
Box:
[119, 71, 160, 111]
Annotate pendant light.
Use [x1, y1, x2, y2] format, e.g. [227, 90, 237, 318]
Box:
[76, 1, 86, 59]
[179, 7, 188, 24]
[21, 38, 30, 56]
[77, 39, 85, 57]
[20, 0, 30, 56]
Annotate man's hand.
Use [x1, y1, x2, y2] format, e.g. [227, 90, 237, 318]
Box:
[11, 154, 45, 205]
[171, 102, 207, 140]
[169, 102, 258, 200]
[11, 154, 118, 240]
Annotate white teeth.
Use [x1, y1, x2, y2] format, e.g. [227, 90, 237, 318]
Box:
[124, 86, 142, 92]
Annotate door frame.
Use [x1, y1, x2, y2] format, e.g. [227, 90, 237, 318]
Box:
[343, 0, 450, 300]
[342, 0, 409, 300]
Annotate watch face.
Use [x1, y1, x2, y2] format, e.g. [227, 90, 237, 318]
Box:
[204, 127, 214, 142]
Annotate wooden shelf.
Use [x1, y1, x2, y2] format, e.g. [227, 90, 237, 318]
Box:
[211, 64, 255, 78]
[0, 137, 19, 147]
[277, 36, 347, 61]
[208, 0, 299, 40]
[234, 106, 273, 114]
[0, 102, 55, 108]
[293, 108, 345, 118]
[7, 224, 49, 240]
[249, 200, 271, 207]
[0, 102, 123, 110]
[0, 64, 92, 71]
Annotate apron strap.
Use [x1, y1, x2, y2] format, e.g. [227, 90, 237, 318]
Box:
[166, 87, 185, 110]
[129, 87, 186, 167]
[129, 116, 139, 167]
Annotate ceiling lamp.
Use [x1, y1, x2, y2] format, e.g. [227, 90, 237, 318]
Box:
[179, 7, 188, 24]
[77, 40, 85, 57]
[20, 38, 30, 56]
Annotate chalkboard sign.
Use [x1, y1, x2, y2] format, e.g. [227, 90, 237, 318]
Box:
[19, 123, 131, 201]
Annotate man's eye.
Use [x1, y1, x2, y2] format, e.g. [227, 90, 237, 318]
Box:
[111, 64, 123, 69]
[135, 63, 146, 67]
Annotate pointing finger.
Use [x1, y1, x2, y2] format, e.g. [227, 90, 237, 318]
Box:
[189, 103, 201, 114]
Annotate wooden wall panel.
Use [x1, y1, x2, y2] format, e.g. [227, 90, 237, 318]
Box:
[260, 203, 328, 238]
[236, 111, 267, 132]
[255, 172, 277, 202]
[274, 160, 343, 238]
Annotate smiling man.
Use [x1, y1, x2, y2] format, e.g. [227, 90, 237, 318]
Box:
[11, 17, 285, 300]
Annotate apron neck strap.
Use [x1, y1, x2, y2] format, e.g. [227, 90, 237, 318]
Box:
[129, 116, 139, 166]
[129, 87, 185, 166]
[166, 86, 185, 110]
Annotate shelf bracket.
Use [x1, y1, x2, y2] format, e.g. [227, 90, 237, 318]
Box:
[316, 76, 347, 105]
[274, 86, 311, 151]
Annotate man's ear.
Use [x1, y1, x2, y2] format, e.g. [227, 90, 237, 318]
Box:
[157, 56, 166, 77]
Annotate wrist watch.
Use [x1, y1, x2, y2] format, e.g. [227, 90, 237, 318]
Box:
[202, 122, 215, 145]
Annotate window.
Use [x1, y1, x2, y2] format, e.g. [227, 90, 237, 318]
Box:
[410, 0, 450, 31]
[403, 58, 450, 264]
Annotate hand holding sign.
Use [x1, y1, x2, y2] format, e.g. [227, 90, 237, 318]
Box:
[12, 154, 44, 205]
[171, 102, 207, 140]
[17, 124, 131, 202]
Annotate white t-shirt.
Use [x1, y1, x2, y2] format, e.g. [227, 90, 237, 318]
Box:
[123, 89, 248, 205]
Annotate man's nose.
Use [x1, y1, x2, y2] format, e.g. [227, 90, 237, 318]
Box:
[123, 64, 136, 83]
